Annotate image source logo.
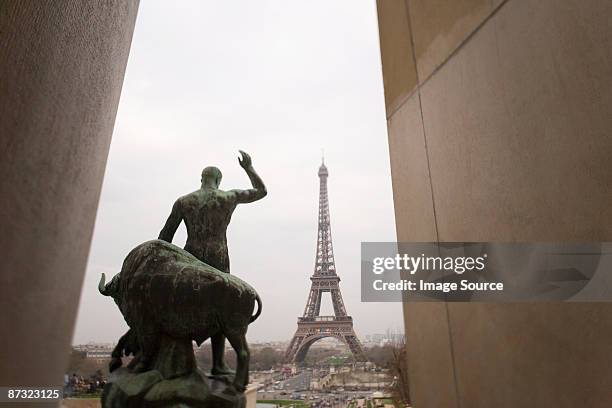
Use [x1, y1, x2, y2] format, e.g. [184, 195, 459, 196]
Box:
[361, 242, 612, 302]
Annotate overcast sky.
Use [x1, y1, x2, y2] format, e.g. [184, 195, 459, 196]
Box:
[72, 0, 402, 345]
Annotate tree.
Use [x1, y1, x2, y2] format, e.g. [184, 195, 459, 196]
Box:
[389, 336, 410, 406]
[251, 347, 283, 370]
[66, 349, 87, 375]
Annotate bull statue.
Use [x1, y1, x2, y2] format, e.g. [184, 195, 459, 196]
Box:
[98, 239, 261, 392]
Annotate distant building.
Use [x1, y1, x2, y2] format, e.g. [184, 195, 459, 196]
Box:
[362, 332, 405, 347]
[73, 342, 114, 361]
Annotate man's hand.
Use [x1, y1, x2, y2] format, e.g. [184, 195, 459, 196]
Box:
[231, 149, 267, 203]
[238, 150, 252, 169]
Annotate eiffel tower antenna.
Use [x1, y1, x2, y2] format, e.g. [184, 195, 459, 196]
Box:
[285, 159, 366, 363]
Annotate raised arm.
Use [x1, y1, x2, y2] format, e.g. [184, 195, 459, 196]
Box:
[158, 199, 182, 242]
[231, 150, 267, 204]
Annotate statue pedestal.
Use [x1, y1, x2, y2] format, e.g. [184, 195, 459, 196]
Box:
[102, 368, 245, 408]
[101, 335, 245, 408]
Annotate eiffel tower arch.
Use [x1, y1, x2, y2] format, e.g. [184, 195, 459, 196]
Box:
[285, 158, 367, 363]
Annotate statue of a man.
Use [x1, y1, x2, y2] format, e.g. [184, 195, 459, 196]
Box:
[158, 150, 267, 375]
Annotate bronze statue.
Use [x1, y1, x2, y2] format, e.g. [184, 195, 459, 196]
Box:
[158, 150, 266, 375]
[99, 240, 261, 391]
[99, 151, 267, 407]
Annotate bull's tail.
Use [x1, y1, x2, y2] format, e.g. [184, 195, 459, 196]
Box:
[249, 294, 262, 323]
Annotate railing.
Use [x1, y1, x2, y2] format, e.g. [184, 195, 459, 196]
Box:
[298, 316, 352, 323]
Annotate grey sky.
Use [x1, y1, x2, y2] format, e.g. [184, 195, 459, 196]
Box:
[72, 0, 402, 344]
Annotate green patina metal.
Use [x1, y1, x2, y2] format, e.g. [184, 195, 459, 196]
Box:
[99, 151, 267, 407]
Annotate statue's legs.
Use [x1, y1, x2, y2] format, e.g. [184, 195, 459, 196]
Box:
[226, 330, 249, 392]
[133, 330, 159, 373]
[211, 333, 234, 375]
[198, 250, 233, 376]
[109, 330, 133, 372]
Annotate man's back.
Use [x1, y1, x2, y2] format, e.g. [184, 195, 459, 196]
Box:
[177, 188, 236, 271]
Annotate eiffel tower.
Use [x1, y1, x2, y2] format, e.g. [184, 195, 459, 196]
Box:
[285, 158, 366, 363]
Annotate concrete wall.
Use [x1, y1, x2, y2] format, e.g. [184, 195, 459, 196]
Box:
[376, 0, 612, 407]
[0, 0, 139, 393]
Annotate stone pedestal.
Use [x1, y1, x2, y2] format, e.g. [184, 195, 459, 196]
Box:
[102, 368, 245, 408]
[102, 335, 245, 408]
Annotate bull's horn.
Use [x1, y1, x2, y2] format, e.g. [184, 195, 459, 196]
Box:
[98, 273, 108, 296]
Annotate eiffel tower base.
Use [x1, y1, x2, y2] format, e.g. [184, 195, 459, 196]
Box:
[285, 318, 367, 363]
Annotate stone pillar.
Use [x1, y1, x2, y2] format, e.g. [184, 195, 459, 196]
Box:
[0, 0, 139, 390]
[376, 0, 612, 407]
